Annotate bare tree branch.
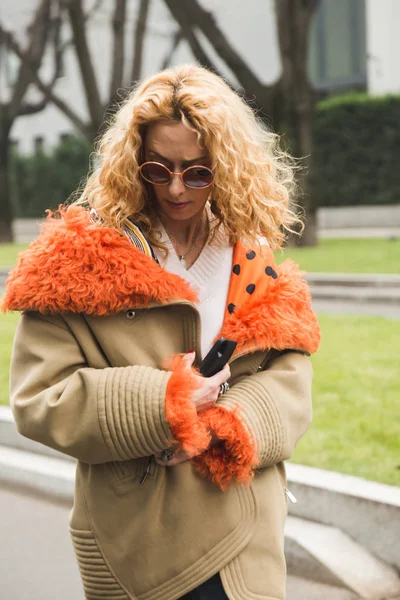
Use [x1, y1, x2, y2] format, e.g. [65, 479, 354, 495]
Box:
[29, 75, 91, 137]
[58, 0, 104, 55]
[162, 0, 222, 75]
[51, 0, 64, 80]
[87, 0, 105, 20]
[2, 25, 90, 137]
[63, 0, 103, 132]
[18, 99, 49, 115]
[160, 28, 183, 69]
[131, 0, 151, 83]
[0, 0, 54, 242]
[19, 1, 64, 116]
[109, 0, 127, 98]
[163, 0, 265, 99]
[8, 0, 51, 121]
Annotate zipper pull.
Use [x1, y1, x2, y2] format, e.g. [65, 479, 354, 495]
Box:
[140, 459, 152, 485]
[284, 487, 298, 504]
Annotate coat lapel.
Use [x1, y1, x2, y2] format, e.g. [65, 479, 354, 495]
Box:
[220, 242, 320, 355]
[2, 205, 197, 316]
[2, 205, 320, 355]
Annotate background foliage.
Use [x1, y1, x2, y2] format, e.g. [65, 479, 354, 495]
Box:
[10, 136, 91, 218]
[10, 93, 400, 218]
[315, 93, 400, 207]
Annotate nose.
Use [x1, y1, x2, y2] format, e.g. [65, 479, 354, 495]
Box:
[168, 173, 186, 198]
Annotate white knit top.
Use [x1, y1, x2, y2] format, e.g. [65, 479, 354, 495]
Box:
[154, 224, 233, 360]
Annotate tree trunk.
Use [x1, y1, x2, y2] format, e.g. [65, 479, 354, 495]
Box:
[275, 0, 319, 247]
[131, 0, 151, 83]
[109, 0, 127, 99]
[66, 0, 104, 134]
[0, 124, 14, 243]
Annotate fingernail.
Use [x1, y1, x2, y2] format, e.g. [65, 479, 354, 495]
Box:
[188, 350, 195, 353]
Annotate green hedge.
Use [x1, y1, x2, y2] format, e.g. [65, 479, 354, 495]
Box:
[10, 136, 92, 218]
[314, 93, 400, 206]
[10, 93, 400, 217]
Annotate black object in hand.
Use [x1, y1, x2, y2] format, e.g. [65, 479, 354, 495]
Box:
[199, 338, 237, 377]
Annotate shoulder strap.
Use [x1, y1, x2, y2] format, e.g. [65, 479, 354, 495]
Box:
[90, 208, 158, 262]
[122, 218, 157, 261]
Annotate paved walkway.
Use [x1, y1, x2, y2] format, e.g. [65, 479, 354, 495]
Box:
[0, 486, 358, 600]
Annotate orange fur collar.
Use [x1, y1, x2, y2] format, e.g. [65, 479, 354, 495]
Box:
[2, 206, 197, 316]
[2, 206, 320, 354]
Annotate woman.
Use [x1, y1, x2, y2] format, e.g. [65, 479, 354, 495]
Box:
[3, 65, 320, 600]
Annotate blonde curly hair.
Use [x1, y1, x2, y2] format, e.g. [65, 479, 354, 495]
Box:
[76, 64, 302, 250]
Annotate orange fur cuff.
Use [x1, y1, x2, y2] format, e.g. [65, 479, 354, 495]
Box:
[192, 406, 258, 491]
[164, 355, 211, 455]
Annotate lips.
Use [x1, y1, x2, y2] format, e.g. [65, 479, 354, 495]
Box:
[166, 200, 190, 210]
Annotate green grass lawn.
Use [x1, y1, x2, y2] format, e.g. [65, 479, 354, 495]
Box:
[292, 314, 400, 487]
[1, 237, 400, 273]
[0, 309, 398, 486]
[0, 244, 29, 268]
[276, 237, 400, 273]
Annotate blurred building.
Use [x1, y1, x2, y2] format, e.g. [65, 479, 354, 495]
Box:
[0, 0, 397, 152]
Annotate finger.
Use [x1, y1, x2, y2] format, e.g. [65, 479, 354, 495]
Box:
[182, 351, 196, 367]
[212, 363, 231, 387]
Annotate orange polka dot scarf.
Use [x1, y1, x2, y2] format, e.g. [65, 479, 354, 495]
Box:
[224, 241, 278, 322]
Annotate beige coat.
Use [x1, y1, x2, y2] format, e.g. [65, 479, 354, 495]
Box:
[3, 206, 320, 600]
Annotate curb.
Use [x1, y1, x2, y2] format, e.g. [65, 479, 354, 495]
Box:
[319, 228, 400, 239]
[304, 274, 400, 305]
[305, 274, 400, 286]
[285, 516, 400, 599]
[0, 445, 75, 502]
[285, 463, 400, 572]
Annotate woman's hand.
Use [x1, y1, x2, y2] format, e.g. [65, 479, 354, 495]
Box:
[182, 351, 231, 413]
[155, 352, 230, 467]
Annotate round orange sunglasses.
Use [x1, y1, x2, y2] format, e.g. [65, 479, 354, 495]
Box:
[139, 161, 214, 189]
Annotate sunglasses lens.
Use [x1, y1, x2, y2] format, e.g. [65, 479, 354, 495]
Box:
[183, 167, 213, 188]
[141, 163, 170, 184]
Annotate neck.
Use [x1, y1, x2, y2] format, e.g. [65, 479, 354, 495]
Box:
[160, 208, 208, 247]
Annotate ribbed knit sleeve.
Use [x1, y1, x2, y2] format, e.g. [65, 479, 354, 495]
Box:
[97, 366, 172, 460]
[10, 312, 183, 463]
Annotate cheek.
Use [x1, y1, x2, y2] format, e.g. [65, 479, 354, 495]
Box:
[192, 188, 212, 206]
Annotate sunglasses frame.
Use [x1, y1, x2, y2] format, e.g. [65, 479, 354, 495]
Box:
[139, 161, 214, 189]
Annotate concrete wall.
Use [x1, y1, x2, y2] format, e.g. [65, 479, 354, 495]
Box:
[317, 205, 400, 229]
[366, 0, 400, 94]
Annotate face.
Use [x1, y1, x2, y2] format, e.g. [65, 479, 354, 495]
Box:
[142, 121, 212, 222]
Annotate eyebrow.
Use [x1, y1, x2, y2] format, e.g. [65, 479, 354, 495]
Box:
[147, 150, 209, 165]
